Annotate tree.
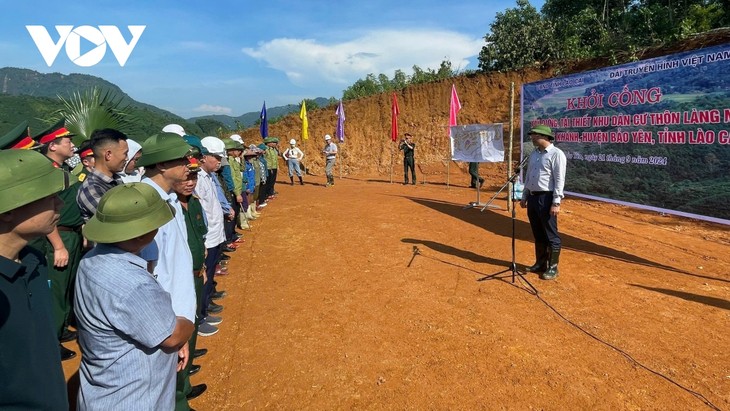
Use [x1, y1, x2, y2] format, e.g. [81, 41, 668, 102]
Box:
[478, 0, 557, 72]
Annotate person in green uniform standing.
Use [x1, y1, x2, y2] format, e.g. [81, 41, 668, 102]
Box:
[28, 120, 85, 360]
[0, 149, 69, 410]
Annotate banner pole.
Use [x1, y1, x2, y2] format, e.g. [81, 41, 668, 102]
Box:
[508, 82, 515, 212]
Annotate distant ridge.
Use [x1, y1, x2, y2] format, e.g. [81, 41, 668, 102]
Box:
[0, 67, 333, 137]
[187, 97, 333, 129]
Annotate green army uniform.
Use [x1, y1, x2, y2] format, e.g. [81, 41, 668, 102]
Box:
[176, 194, 208, 410]
[0, 149, 69, 410]
[28, 160, 84, 339]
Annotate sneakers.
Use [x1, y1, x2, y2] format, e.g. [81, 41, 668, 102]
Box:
[204, 315, 223, 325]
[208, 301, 224, 314]
[197, 322, 218, 337]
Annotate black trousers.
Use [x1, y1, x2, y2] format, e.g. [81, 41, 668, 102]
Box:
[403, 156, 415, 182]
[526, 192, 561, 249]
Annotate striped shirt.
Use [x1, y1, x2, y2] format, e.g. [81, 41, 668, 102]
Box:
[75, 244, 177, 410]
[77, 169, 120, 221]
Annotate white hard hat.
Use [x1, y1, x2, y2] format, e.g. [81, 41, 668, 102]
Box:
[324, 134, 332, 140]
[200, 136, 225, 156]
[230, 134, 244, 144]
[290, 139, 296, 145]
[162, 124, 186, 136]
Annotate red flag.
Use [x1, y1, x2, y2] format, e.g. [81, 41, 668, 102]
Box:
[391, 92, 399, 142]
[449, 84, 461, 130]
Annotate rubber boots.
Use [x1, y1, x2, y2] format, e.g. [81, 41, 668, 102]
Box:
[541, 247, 560, 280]
[248, 204, 261, 218]
[238, 213, 251, 229]
[526, 243, 549, 273]
[298, 176, 304, 185]
[290, 176, 294, 185]
[244, 205, 257, 220]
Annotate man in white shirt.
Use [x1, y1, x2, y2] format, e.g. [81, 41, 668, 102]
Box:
[519, 125, 567, 280]
[197, 137, 228, 336]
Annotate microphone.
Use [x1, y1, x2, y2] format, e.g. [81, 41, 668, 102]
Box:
[513, 155, 529, 173]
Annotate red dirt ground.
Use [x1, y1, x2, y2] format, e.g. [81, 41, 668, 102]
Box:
[62, 168, 730, 410]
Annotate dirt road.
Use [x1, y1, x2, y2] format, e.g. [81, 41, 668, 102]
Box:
[63, 171, 730, 410]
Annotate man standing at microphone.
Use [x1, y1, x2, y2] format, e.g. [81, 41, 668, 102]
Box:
[399, 133, 416, 185]
[519, 125, 566, 280]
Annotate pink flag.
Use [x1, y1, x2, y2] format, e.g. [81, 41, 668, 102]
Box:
[391, 92, 399, 142]
[449, 84, 461, 129]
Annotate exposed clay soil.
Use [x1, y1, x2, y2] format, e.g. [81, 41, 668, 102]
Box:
[62, 168, 730, 410]
[61, 33, 730, 410]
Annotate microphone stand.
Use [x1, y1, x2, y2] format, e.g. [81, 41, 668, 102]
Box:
[478, 156, 538, 294]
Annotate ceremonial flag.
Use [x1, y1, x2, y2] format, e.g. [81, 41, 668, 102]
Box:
[300, 100, 309, 140]
[335, 100, 345, 142]
[260, 101, 268, 138]
[391, 92, 399, 142]
[449, 84, 461, 129]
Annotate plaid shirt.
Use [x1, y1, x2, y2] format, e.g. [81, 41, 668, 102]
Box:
[77, 169, 121, 222]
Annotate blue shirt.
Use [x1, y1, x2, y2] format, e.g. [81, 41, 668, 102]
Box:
[75, 244, 177, 410]
[211, 171, 232, 213]
[140, 177, 196, 322]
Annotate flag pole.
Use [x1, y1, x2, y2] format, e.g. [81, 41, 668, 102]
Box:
[390, 142, 394, 184]
[508, 82, 515, 212]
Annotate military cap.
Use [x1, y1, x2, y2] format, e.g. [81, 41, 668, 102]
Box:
[76, 140, 94, 159]
[263, 137, 279, 144]
[83, 183, 175, 243]
[0, 149, 68, 214]
[137, 132, 192, 167]
[529, 125, 554, 140]
[33, 119, 74, 145]
[222, 138, 244, 150]
[0, 121, 38, 150]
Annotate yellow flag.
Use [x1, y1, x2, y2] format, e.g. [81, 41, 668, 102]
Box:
[299, 100, 309, 140]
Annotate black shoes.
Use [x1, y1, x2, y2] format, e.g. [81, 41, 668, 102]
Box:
[188, 364, 201, 376]
[60, 329, 77, 343]
[186, 384, 207, 400]
[221, 246, 235, 253]
[211, 290, 227, 300]
[207, 301, 224, 314]
[220, 253, 230, 261]
[60, 344, 76, 361]
[193, 348, 208, 359]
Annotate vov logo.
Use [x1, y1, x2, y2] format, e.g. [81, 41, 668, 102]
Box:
[26, 25, 146, 67]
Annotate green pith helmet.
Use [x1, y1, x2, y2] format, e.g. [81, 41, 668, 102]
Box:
[222, 138, 244, 150]
[0, 121, 38, 150]
[263, 137, 279, 144]
[0, 149, 67, 214]
[529, 125, 555, 140]
[83, 183, 175, 243]
[137, 132, 192, 167]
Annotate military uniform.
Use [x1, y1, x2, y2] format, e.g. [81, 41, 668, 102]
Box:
[0, 149, 69, 409]
[28, 159, 84, 340]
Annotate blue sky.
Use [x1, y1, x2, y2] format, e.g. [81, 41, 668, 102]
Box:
[1, 0, 545, 119]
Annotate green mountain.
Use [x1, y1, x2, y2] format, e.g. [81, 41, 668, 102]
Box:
[0, 67, 207, 138]
[0, 67, 334, 138]
[187, 97, 334, 129]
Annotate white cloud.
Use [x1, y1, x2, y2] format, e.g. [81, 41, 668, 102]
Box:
[192, 104, 232, 115]
[242, 29, 484, 87]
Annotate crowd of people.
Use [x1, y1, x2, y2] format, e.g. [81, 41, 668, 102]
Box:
[0, 119, 311, 410]
[0, 118, 564, 410]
